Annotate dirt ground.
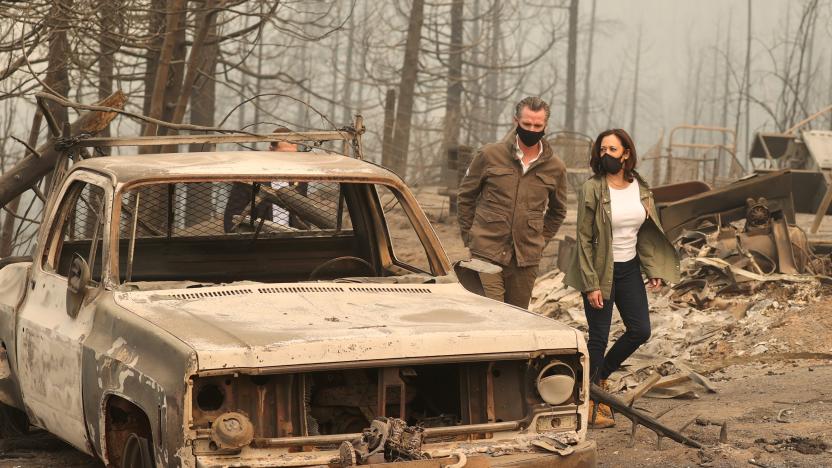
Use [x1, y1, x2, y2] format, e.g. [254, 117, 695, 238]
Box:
[591, 359, 832, 468]
[3, 189, 831, 467]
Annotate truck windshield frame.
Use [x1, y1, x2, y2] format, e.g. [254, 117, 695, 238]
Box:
[109, 176, 449, 286]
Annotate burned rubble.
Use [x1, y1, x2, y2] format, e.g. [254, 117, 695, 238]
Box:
[533, 191, 832, 390]
[529, 181, 832, 460]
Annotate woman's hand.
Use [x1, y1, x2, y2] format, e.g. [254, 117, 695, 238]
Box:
[647, 278, 664, 291]
[587, 290, 603, 309]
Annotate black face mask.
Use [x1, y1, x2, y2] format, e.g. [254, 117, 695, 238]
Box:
[516, 125, 545, 147]
[601, 154, 624, 174]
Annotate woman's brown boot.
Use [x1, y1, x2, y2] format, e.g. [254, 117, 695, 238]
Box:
[588, 400, 615, 429]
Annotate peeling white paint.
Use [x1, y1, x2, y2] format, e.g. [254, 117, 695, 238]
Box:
[16, 269, 97, 454]
[116, 282, 579, 371]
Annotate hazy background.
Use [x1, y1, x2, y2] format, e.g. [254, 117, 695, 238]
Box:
[0, 0, 831, 255]
[587, 0, 829, 157]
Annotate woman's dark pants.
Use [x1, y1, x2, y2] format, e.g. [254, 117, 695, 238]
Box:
[582, 257, 651, 384]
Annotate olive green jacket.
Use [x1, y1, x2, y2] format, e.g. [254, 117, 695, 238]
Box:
[563, 172, 680, 300]
[457, 132, 568, 267]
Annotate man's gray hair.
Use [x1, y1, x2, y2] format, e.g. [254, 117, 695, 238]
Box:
[514, 96, 550, 121]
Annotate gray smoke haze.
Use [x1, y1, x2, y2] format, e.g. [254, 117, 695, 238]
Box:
[586, 0, 831, 162]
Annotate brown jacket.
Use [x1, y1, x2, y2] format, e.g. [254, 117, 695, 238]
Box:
[457, 132, 568, 267]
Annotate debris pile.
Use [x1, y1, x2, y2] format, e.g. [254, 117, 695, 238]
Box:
[532, 198, 832, 398]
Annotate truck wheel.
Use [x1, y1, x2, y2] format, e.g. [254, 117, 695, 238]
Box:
[121, 433, 154, 468]
[0, 403, 30, 437]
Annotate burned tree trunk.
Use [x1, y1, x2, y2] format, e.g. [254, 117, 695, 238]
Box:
[143, 0, 186, 142]
[381, 89, 396, 168]
[185, 1, 220, 227]
[43, 0, 74, 195]
[340, 7, 356, 125]
[389, 0, 425, 178]
[742, 0, 752, 159]
[0, 112, 42, 257]
[484, 1, 501, 142]
[564, 0, 579, 131]
[465, 0, 483, 147]
[629, 26, 642, 139]
[45, 0, 72, 129]
[97, 0, 122, 154]
[579, 0, 597, 134]
[440, 0, 464, 208]
[0, 92, 127, 207]
[143, 0, 165, 133]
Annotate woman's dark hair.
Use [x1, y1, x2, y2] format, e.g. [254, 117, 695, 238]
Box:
[590, 128, 638, 182]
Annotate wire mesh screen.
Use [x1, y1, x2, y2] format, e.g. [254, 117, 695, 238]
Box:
[119, 181, 352, 240]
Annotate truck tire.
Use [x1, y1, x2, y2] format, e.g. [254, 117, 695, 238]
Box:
[0, 403, 30, 437]
[121, 433, 154, 468]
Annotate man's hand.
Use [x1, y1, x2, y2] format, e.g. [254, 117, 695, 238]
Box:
[586, 290, 603, 309]
[647, 278, 664, 292]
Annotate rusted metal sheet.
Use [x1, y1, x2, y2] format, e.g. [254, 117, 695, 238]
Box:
[656, 170, 800, 241]
[651, 180, 711, 204]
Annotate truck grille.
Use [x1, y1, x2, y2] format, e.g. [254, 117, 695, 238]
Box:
[190, 359, 572, 442]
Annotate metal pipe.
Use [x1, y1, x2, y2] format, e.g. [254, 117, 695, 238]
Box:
[423, 421, 520, 437]
[125, 193, 140, 282]
[251, 421, 522, 448]
[252, 432, 361, 448]
[87, 197, 103, 273]
[78, 131, 357, 148]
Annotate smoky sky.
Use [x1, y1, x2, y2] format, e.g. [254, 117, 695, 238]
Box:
[584, 0, 830, 159]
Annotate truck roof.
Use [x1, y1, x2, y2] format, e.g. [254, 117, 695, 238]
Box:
[73, 151, 402, 185]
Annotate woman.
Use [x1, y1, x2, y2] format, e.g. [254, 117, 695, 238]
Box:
[564, 128, 680, 428]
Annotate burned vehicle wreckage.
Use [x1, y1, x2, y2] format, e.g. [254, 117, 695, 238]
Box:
[0, 124, 596, 467]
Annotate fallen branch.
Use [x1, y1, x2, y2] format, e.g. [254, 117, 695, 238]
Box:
[0, 91, 126, 207]
[34, 92, 243, 134]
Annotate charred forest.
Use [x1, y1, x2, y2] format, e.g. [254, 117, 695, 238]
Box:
[0, 0, 830, 256]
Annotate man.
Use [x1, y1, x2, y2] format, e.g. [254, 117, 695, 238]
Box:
[223, 126, 299, 232]
[457, 96, 568, 308]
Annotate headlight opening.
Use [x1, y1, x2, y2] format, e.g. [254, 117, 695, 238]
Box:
[535, 361, 576, 406]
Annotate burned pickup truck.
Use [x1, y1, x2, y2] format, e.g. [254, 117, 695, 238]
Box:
[0, 128, 595, 467]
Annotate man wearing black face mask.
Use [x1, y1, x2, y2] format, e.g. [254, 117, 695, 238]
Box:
[457, 96, 568, 308]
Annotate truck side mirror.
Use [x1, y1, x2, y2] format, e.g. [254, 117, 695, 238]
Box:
[66, 255, 91, 318]
[453, 258, 502, 297]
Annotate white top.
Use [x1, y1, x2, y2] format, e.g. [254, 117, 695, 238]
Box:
[271, 181, 290, 224]
[514, 136, 543, 174]
[609, 180, 646, 262]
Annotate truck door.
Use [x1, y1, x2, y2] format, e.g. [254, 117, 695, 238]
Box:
[16, 172, 110, 453]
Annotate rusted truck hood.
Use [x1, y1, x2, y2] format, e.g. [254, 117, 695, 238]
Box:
[113, 283, 578, 371]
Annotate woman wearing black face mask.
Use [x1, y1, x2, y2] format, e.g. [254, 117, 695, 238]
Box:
[564, 128, 680, 429]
